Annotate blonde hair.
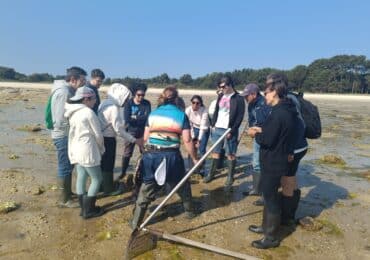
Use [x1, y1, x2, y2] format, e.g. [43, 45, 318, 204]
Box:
[158, 85, 182, 108]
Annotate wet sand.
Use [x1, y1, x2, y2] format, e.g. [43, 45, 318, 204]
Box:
[0, 85, 369, 260]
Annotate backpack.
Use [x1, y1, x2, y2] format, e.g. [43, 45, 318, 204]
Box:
[45, 94, 53, 130]
[290, 92, 321, 139]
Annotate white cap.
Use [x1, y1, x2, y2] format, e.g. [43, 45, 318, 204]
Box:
[70, 86, 96, 101]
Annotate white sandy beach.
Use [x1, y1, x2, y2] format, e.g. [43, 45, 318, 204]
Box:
[1, 81, 369, 101]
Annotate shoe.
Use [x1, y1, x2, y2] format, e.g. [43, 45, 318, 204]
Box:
[251, 237, 280, 249]
[58, 200, 79, 208]
[253, 198, 264, 206]
[248, 224, 264, 234]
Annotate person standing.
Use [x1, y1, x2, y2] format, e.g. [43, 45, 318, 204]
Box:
[98, 83, 143, 196]
[65, 86, 105, 219]
[185, 95, 210, 176]
[240, 83, 271, 206]
[130, 86, 198, 229]
[50, 66, 87, 208]
[119, 84, 151, 182]
[247, 75, 298, 249]
[86, 68, 105, 114]
[203, 76, 245, 192]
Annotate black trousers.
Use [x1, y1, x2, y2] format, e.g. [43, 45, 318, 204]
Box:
[101, 137, 116, 173]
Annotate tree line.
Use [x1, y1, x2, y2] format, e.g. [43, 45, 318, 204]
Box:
[1, 55, 369, 93]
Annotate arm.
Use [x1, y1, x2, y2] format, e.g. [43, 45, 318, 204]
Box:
[89, 111, 105, 155]
[198, 108, 209, 141]
[230, 96, 245, 137]
[52, 90, 68, 129]
[182, 129, 197, 162]
[111, 106, 136, 143]
[255, 112, 281, 148]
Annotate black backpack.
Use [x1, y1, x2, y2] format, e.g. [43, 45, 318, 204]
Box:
[289, 92, 321, 139]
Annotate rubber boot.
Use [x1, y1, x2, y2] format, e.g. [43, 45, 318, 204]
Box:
[103, 171, 123, 196]
[281, 189, 301, 226]
[78, 194, 84, 216]
[203, 158, 219, 183]
[249, 206, 267, 234]
[129, 206, 147, 230]
[224, 160, 236, 192]
[217, 148, 226, 169]
[252, 211, 281, 249]
[183, 200, 196, 219]
[82, 196, 104, 219]
[243, 171, 261, 196]
[118, 156, 130, 180]
[58, 176, 79, 208]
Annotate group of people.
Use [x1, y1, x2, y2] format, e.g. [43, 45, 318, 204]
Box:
[49, 67, 307, 250]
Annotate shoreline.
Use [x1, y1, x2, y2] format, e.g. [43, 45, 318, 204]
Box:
[1, 81, 370, 101]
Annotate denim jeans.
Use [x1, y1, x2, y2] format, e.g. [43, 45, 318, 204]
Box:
[53, 136, 73, 178]
[252, 139, 261, 172]
[192, 127, 210, 156]
[211, 127, 238, 155]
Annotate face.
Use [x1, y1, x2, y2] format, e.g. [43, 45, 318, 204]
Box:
[219, 82, 233, 94]
[245, 92, 257, 104]
[134, 91, 145, 103]
[264, 88, 276, 105]
[70, 75, 86, 89]
[84, 96, 96, 108]
[191, 99, 201, 111]
[90, 77, 104, 88]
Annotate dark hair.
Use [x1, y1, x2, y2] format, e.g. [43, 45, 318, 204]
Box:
[190, 95, 204, 107]
[91, 68, 105, 79]
[65, 66, 87, 82]
[129, 82, 148, 95]
[158, 85, 183, 110]
[218, 75, 234, 88]
[265, 73, 288, 99]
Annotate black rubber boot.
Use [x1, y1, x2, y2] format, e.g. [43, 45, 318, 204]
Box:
[281, 189, 301, 226]
[252, 211, 281, 249]
[118, 157, 131, 180]
[203, 158, 219, 183]
[224, 160, 236, 192]
[249, 206, 267, 234]
[129, 206, 147, 230]
[82, 196, 104, 219]
[103, 171, 123, 196]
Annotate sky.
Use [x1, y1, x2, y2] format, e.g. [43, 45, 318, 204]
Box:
[0, 0, 369, 79]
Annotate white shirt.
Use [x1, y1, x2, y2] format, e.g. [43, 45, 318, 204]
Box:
[215, 93, 234, 129]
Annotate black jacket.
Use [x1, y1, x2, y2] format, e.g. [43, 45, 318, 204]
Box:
[255, 99, 297, 176]
[211, 92, 245, 137]
[124, 98, 151, 138]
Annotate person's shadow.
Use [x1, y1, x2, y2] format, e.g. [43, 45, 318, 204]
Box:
[277, 161, 349, 241]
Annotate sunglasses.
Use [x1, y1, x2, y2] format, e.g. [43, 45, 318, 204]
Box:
[136, 93, 145, 97]
[219, 84, 227, 89]
[192, 101, 200, 105]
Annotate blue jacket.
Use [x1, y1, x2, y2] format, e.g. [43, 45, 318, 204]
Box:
[248, 94, 271, 127]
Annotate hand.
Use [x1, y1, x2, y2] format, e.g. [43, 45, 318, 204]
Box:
[288, 154, 294, 163]
[226, 133, 232, 139]
[247, 128, 257, 137]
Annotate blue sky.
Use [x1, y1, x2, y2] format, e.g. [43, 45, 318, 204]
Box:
[0, 0, 369, 78]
